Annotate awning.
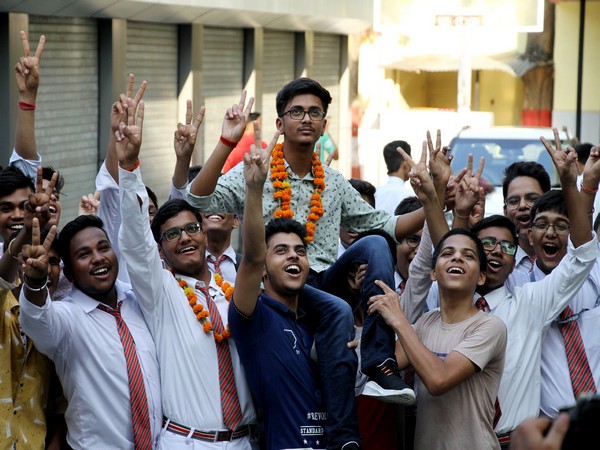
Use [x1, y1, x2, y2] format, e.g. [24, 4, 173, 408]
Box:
[384, 53, 518, 76]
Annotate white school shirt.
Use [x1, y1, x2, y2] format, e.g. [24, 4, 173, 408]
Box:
[514, 245, 534, 273]
[375, 176, 415, 215]
[530, 259, 600, 417]
[118, 167, 257, 431]
[206, 247, 238, 285]
[19, 281, 162, 449]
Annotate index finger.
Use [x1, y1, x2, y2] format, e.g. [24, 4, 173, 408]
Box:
[35, 166, 44, 193]
[44, 172, 58, 197]
[466, 153, 474, 175]
[31, 218, 40, 247]
[474, 156, 485, 179]
[374, 279, 394, 293]
[238, 90, 247, 109]
[34, 35, 46, 61]
[185, 100, 192, 124]
[133, 80, 147, 105]
[126, 73, 134, 99]
[553, 127, 561, 151]
[43, 225, 58, 251]
[398, 143, 417, 168]
[20, 31, 30, 57]
[253, 120, 262, 151]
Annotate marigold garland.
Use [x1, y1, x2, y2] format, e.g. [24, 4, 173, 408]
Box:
[177, 277, 232, 342]
[269, 143, 325, 242]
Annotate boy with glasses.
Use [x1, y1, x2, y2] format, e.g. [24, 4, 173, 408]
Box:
[502, 161, 551, 272]
[187, 78, 429, 450]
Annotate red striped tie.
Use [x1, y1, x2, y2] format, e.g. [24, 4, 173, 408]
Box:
[208, 254, 227, 277]
[197, 283, 243, 430]
[475, 297, 502, 427]
[98, 302, 152, 449]
[560, 306, 597, 398]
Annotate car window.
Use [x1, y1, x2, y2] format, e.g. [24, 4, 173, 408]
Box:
[449, 138, 563, 187]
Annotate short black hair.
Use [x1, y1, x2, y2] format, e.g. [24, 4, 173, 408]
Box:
[470, 214, 517, 244]
[42, 166, 65, 197]
[575, 143, 594, 165]
[383, 140, 411, 174]
[151, 199, 202, 243]
[349, 178, 376, 208]
[57, 215, 108, 273]
[146, 186, 159, 209]
[188, 165, 203, 183]
[276, 78, 332, 117]
[0, 166, 34, 199]
[395, 196, 422, 216]
[265, 218, 307, 247]
[593, 212, 600, 234]
[432, 228, 487, 273]
[502, 161, 551, 200]
[530, 189, 567, 222]
[249, 112, 261, 121]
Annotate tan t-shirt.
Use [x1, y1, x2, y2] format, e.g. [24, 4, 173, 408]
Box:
[413, 310, 507, 450]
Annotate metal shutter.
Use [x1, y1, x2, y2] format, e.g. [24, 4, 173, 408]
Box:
[313, 33, 342, 145]
[126, 21, 178, 204]
[29, 16, 98, 223]
[202, 27, 244, 162]
[262, 30, 295, 139]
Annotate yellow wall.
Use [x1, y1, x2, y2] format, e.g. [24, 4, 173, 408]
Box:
[555, 2, 600, 111]
[478, 71, 523, 125]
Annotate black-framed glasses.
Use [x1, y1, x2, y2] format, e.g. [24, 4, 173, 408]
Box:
[531, 221, 570, 235]
[161, 221, 202, 242]
[480, 236, 517, 256]
[401, 235, 421, 248]
[505, 193, 541, 210]
[282, 107, 326, 121]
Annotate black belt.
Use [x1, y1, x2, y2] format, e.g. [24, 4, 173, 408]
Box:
[163, 417, 251, 442]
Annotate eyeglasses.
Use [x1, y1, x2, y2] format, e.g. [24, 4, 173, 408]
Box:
[531, 221, 570, 235]
[479, 236, 517, 256]
[161, 221, 202, 242]
[401, 235, 421, 248]
[282, 107, 326, 121]
[505, 193, 541, 210]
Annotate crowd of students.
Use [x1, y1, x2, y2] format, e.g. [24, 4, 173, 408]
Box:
[2, 31, 597, 450]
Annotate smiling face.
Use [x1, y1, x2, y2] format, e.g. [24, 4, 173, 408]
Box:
[504, 176, 544, 243]
[158, 210, 207, 277]
[528, 210, 570, 274]
[395, 231, 422, 280]
[0, 187, 30, 243]
[263, 232, 309, 301]
[432, 234, 486, 294]
[64, 227, 118, 304]
[201, 213, 239, 237]
[276, 94, 328, 149]
[42, 178, 62, 228]
[475, 226, 516, 293]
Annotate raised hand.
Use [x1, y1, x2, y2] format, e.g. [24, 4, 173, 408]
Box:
[22, 218, 57, 283]
[15, 31, 45, 102]
[78, 191, 101, 216]
[243, 122, 278, 190]
[540, 128, 578, 186]
[174, 100, 206, 159]
[26, 167, 58, 230]
[454, 154, 485, 219]
[398, 142, 436, 202]
[112, 74, 147, 133]
[426, 130, 452, 188]
[582, 145, 600, 190]
[115, 101, 145, 168]
[222, 90, 255, 145]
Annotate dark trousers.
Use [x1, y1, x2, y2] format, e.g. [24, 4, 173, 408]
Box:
[302, 235, 398, 449]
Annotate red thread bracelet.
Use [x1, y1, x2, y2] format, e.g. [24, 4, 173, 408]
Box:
[581, 183, 598, 195]
[17, 101, 36, 111]
[220, 135, 237, 148]
[124, 160, 140, 172]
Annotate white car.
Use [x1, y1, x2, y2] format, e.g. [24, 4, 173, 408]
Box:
[448, 126, 576, 217]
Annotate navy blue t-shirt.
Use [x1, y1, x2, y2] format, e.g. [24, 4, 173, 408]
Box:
[229, 293, 327, 449]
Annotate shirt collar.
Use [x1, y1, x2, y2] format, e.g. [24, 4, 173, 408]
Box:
[261, 293, 304, 320]
[69, 280, 132, 313]
[475, 285, 509, 310]
[205, 246, 237, 265]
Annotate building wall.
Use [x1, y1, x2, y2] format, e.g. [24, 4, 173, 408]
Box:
[553, 2, 600, 143]
[1, 12, 351, 224]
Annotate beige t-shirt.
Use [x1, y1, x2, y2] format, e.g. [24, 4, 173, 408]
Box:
[413, 310, 507, 450]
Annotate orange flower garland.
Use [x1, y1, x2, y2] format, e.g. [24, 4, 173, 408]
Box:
[270, 143, 325, 242]
[177, 277, 232, 342]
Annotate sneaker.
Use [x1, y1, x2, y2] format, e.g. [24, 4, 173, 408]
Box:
[340, 442, 361, 450]
[362, 358, 416, 405]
